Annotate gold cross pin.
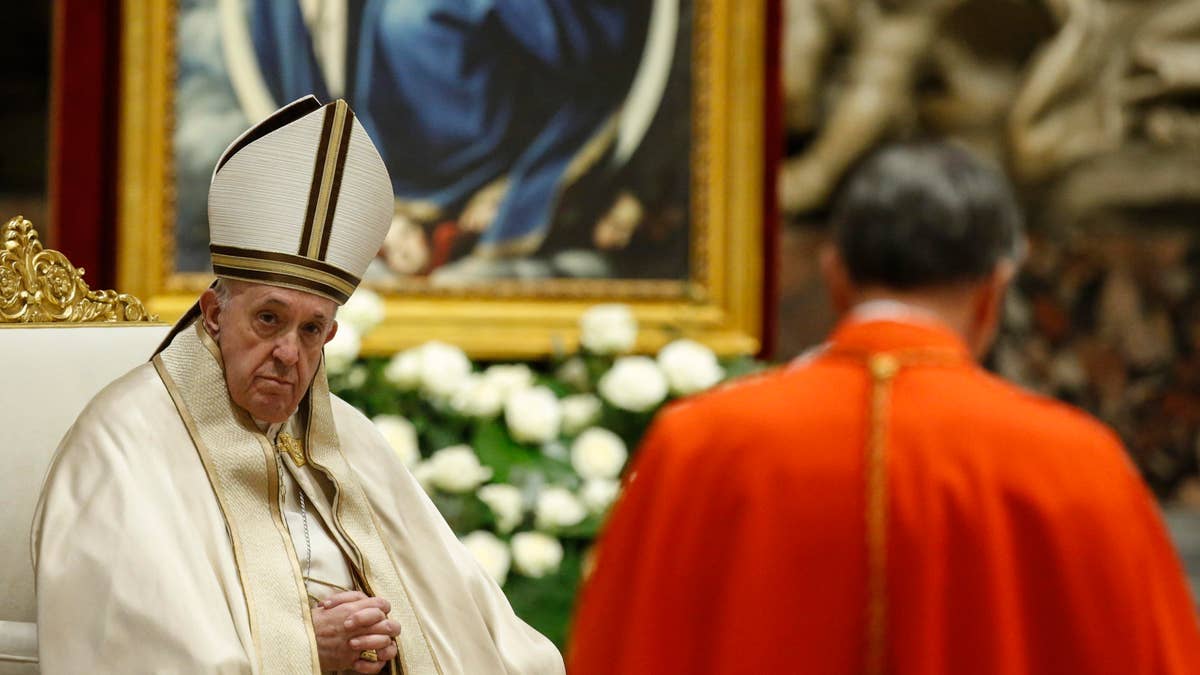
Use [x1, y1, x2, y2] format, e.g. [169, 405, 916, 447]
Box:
[276, 432, 306, 467]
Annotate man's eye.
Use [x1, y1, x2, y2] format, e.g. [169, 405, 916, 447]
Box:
[257, 312, 277, 324]
[303, 323, 322, 336]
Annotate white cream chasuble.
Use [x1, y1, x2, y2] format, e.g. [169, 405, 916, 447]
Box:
[32, 323, 563, 674]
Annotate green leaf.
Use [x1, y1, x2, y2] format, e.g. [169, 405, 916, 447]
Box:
[425, 424, 469, 453]
[429, 492, 493, 533]
[721, 354, 769, 379]
[538, 375, 573, 398]
[471, 421, 532, 482]
[504, 542, 585, 649]
[549, 513, 604, 540]
[597, 405, 657, 450]
[583, 354, 614, 387]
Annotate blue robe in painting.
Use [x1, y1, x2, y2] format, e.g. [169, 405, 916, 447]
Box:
[249, 0, 649, 255]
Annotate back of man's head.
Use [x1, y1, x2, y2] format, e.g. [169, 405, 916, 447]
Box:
[830, 141, 1023, 289]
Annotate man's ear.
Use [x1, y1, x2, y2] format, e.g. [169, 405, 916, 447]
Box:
[199, 289, 222, 338]
[977, 259, 1016, 322]
[819, 244, 855, 316]
[324, 320, 339, 345]
[968, 259, 1016, 357]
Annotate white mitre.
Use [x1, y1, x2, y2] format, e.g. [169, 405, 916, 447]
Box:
[207, 95, 392, 305]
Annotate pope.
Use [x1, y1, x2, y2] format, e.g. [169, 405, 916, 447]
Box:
[33, 96, 564, 675]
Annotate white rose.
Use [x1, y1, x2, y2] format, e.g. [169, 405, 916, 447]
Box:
[427, 445, 493, 494]
[411, 461, 437, 495]
[657, 339, 724, 395]
[511, 532, 564, 578]
[535, 486, 587, 530]
[570, 428, 628, 480]
[383, 349, 422, 390]
[561, 394, 602, 436]
[339, 288, 385, 334]
[461, 531, 511, 586]
[477, 483, 525, 534]
[505, 386, 562, 445]
[482, 364, 535, 399]
[598, 356, 669, 412]
[579, 304, 637, 355]
[450, 374, 505, 418]
[373, 415, 420, 468]
[323, 323, 361, 375]
[581, 478, 620, 514]
[418, 341, 473, 399]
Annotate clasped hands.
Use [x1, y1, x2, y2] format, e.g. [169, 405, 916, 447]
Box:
[312, 591, 401, 673]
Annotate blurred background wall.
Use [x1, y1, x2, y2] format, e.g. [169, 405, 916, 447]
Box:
[776, 0, 1200, 504]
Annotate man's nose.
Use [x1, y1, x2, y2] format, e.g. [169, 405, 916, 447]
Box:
[273, 332, 301, 366]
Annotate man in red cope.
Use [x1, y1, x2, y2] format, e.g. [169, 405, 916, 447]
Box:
[568, 141, 1200, 674]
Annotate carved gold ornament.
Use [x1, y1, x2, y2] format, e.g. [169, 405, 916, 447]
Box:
[0, 216, 157, 323]
[275, 431, 307, 467]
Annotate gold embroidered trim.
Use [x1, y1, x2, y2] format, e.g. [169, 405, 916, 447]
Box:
[865, 353, 898, 675]
[210, 252, 357, 299]
[155, 323, 321, 674]
[826, 347, 967, 675]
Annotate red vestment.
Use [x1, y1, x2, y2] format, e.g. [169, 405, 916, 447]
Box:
[568, 318, 1200, 674]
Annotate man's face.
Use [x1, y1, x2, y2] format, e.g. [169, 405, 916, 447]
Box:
[200, 282, 338, 423]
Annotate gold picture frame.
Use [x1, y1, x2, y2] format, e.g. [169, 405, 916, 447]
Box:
[117, 0, 765, 359]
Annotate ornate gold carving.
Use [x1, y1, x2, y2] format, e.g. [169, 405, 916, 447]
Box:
[0, 216, 157, 323]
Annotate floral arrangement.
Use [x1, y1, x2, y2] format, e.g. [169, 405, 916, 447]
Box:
[323, 291, 762, 646]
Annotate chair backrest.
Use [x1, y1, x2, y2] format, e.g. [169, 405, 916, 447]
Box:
[0, 217, 170, 674]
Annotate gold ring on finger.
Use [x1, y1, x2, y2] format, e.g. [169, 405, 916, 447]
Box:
[360, 649, 379, 663]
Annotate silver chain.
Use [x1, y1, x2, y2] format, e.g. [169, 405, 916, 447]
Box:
[298, 482, 312, 578]
[278, 457, 313, 579]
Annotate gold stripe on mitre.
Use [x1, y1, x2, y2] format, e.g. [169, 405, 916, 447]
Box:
[301, 100, 354, 261]
[211, 247, 358, 305]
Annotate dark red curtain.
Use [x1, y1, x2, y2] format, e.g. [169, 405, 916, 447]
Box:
[760, 0, 782, 360]
[48, 0, 120, 288]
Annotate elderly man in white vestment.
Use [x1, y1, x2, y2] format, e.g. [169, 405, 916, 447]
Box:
[32, 97, 564, 675]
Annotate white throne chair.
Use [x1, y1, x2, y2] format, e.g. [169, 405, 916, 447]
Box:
[0, 217, 170, 674]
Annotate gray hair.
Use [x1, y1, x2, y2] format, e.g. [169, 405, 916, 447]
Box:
[211, 278, 240, 310]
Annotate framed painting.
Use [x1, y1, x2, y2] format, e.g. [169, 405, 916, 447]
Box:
[117, 0, 768, 358]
